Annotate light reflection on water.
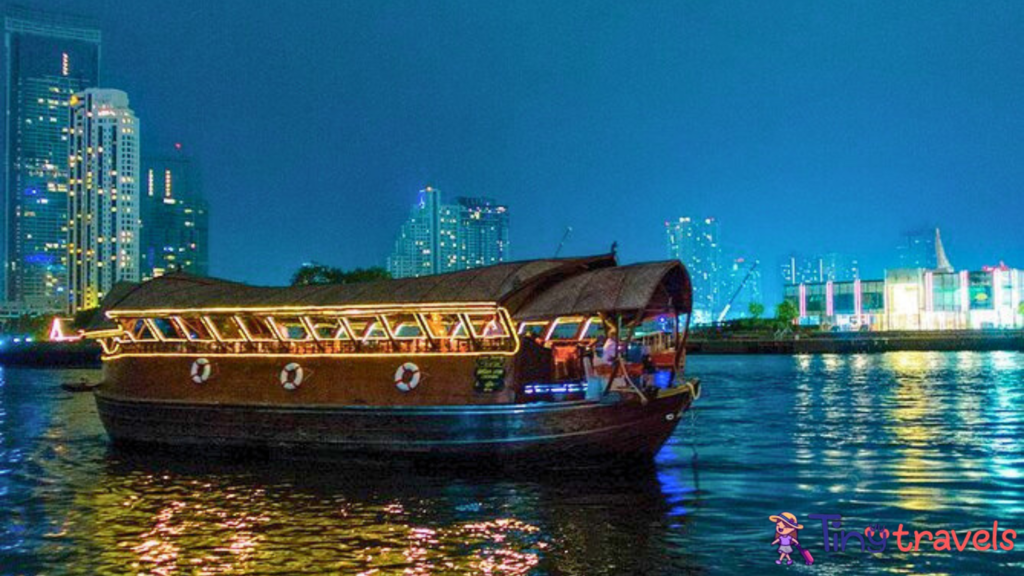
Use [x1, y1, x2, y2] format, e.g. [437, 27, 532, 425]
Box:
[1, 352, 1023, 574]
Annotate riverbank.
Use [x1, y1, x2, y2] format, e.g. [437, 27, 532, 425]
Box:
[685, 329, 1024, 354]
[0, 341, 101, 367]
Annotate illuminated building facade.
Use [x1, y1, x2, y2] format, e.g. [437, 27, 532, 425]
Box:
[2, 9, 100, 311]
[666, 217, 721, 323]
[454, 197, 509, 269]
[387, 187, 509, 279]
[140, 148, 208, 280]
[784, 266, 1023, 331]
[780, 252, 859, 285]
[67, 89, 140, 312]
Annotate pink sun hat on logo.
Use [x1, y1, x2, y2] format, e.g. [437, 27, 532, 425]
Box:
[769, 512, 804, 530]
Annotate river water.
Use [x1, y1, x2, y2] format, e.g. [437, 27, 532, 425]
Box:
[1, 352, 1022, 575]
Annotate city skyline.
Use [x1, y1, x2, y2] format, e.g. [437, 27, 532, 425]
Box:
[3, 1, 1024, 291]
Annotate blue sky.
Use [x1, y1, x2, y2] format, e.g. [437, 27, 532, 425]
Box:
[28, 0, 1024, 293]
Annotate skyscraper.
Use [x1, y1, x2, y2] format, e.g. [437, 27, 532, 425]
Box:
[896, 228, 937, 269]
[2, 8, 100, 310]
[454, 196, 509, 269]
[387, 187, 510, 279]
[67, 89, 139, 312]
[140, 147, 209, 279]
[780, 252, 859, 285]
[897, 227, 953, 272]
[665, 217, 721, 322]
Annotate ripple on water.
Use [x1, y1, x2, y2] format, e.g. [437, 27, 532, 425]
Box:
[0, 354, 1022, 575]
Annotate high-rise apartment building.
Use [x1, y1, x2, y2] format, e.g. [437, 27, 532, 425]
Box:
[454, 197, 509, 269]
[67, 88, 139, 312]
[666, 217, 721, 323]
[387, 187, 509, 279]
[2, 9, 100, 310]
[140, 147, 208, 279]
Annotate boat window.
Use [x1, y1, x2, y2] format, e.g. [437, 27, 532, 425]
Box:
[175, 316, 214, 341]
[345, 316, 389, 341]
[307, 316, 349, 340]
[385, 314, 425, 339]
[149, 317, 187, 340]
[581, 317, 605, 339]
[206, 315, 247, 341]
[519, 321, 548, 338]
[466, 313, 509, 338]
[268, 316, 311, 341]
[236, 315, 278, 341]
[548, 318, 583, 340]
[119, 318, 158, 341]
[422, 313, 469, 339]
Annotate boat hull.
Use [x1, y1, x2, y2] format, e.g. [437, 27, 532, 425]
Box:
[94, 386, 696, 465]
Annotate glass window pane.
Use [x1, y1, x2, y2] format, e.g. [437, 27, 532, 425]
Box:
[307, 316, 349, 340]
[386, 314, 425, 339]
[237, 315, 277, 341]
[422, 313, 468, 339]
[268, 317, 310, 340]
[175, 316, 213, 340]
[207, 315, 246, 341]
[466, 313, 508, 338]
[151, 317, 187, 340]
[346, 316, 388, 340]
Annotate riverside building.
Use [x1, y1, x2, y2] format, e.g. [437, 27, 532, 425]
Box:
[784, 230, 1022, 330]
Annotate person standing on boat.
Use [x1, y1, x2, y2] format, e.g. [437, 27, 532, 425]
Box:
[601, 334, 618, 364]
[770, 513, 803, 566]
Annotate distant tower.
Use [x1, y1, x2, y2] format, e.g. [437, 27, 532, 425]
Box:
[387, 187, 509, 279]
[666, 217, 722, 322]
[454, 196, 509, 268]
[67, 89, 140, 312]
[934, 228, 953, 272]
[140, 146, 209, 279]
[3, 9, 101, 309]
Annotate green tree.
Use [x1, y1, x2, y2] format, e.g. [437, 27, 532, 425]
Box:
[290, 262, 391, 286]
[748, 302, 765, 319]
[775, 300, 799, 325]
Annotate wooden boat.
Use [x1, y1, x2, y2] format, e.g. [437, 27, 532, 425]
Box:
[61, 378, 100, 393]
[82, 254, 700, 465]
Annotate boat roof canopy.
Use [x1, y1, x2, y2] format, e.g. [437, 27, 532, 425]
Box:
[88, 254, 691, 329]
[513, 260, 692, 322]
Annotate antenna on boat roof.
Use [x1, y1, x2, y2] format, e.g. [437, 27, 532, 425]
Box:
[554, 226, 573, 258]
[611, 241, 618, 258]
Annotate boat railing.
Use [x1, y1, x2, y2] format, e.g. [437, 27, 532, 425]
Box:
[106, 336, 514, 356]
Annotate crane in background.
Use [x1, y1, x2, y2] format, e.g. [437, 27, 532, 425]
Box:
[716, 261, 759, 324]
[553, 226, 573, 258]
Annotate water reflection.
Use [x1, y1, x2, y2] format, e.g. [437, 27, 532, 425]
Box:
[3, 354, 1024, 575]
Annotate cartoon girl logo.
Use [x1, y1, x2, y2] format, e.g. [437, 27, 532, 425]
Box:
[771, 512, 812, 565]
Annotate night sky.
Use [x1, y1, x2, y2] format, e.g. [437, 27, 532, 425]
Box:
[25, 0, 1024, 292]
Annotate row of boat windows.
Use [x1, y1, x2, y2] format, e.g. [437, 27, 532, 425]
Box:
[115, 312, 513, 344]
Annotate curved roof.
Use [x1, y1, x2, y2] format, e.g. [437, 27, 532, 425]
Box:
[512, 260, 691, 321]
[93, 255, 612, 314]
[89, 254, 691, 328]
